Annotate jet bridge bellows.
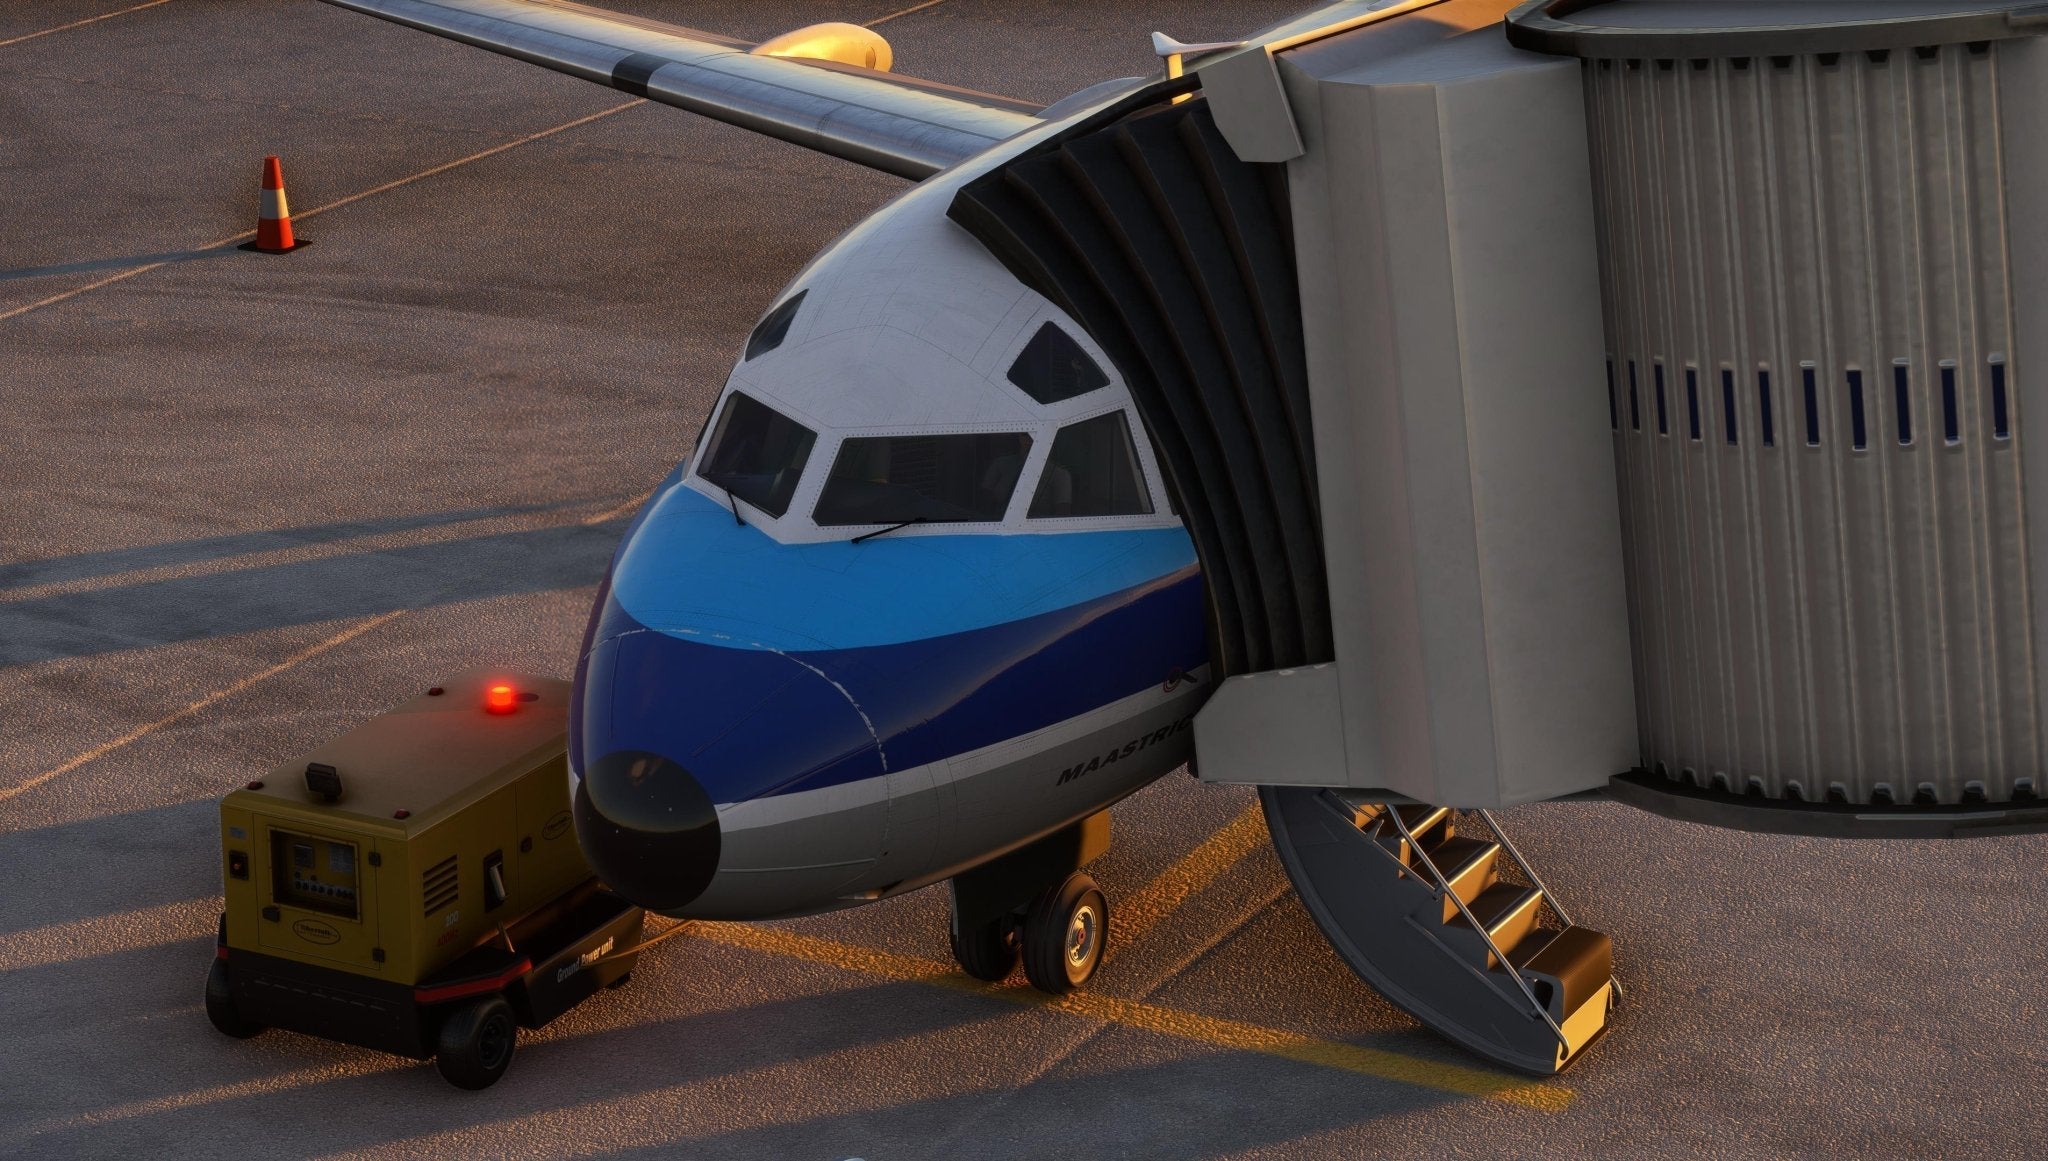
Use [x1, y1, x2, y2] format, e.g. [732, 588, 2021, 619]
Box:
[950, 92, 1333, 679]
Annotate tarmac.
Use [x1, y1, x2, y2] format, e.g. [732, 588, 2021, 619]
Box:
[3, 1, 2046, 1157]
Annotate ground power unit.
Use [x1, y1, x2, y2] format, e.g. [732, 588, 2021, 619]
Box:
[205, 672, 644, 1088]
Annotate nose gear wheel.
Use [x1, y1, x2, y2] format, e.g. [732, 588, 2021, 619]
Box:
[1022, 872, 1108, 995]
[949, 913, 1022, 982]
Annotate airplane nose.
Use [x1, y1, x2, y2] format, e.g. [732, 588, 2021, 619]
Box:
[570, 580, 888, 913]
[573, 749, 721, 912]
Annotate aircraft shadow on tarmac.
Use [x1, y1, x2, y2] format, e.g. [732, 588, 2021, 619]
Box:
[10, 952, 1460, 1158]
[0, 513, 628, 667]
[0, 246, 242, 283]
[0, 501, 599, 590]
[0, 800, 217, 932]
[0, 760, 1505, 1154]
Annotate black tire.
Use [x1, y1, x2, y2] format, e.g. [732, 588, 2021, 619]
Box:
[948, 912, 1019, 982]
[434, 996, 518, 1090]
[204, 959, 264, 1039]
[605, 970, 633, 990]
[1021, 872, 1108, 995]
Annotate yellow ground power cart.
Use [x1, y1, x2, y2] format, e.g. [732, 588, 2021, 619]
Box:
[205, 671, 645, 1088]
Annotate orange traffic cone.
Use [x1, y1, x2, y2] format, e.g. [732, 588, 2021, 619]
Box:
[240, 156, 307, 254]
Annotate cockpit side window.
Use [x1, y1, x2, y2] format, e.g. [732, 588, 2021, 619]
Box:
[814, 433, 1033, 526]
[744, 290, 806, 361]
[1006, 322, 1109, 404]
[1029, 412, 1154, 518]
[698, 392, 817, 517]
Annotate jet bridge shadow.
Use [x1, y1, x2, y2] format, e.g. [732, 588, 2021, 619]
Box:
[0, 799, 218, 934]
[0, 245, 244, 283]
[585, 1052, 1466, 1161]
[0, 517, 628, 668]
[5, 956, 1467, 1157]
[0, 501, 595, 590]
[5, 976, 997, 1152]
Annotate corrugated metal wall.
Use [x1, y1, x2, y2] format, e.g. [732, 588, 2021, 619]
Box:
[1586, 41, 2039, 805]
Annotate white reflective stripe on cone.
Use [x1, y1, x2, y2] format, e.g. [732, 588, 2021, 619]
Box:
[260, 188, 289, 220]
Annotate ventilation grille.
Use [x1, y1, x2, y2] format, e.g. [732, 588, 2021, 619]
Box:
[950, 95, 1330, 677]
[1585, 42, 2040, 805]
[422, 854, 459, 917]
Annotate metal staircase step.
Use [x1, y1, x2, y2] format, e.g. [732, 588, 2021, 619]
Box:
[1373, 804, 1455, 864]
[1421, 836, 1500, 919]
[1501, 924, 1615, 1063]
[1392, 804, 1453, 844]
[1503, 925, 1561, 969]
[1442, 882, 1543, 968]
[1511, 925, 1612, 1023]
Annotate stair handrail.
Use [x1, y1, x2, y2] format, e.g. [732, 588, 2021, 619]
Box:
[1345, 806, 1568, 1046]
[1475, 809, 1623, 1003]
[1382, 806, 1573, 1062]
[1475, 809, 1574, 927]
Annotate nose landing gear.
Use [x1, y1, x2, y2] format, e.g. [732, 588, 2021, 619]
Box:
[946, 813, 1112, 994]
[948, 911, 1022, 981]
[1022, 872, 1107, 993]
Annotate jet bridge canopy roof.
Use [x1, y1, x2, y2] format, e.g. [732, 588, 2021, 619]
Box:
[1505, 0, 2048, 58]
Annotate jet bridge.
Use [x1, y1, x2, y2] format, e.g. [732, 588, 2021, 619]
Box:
[1190, 0, 2048, 833]
[952, 0, 2048, 1073]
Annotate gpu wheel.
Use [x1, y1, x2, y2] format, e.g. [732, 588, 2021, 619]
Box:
[948, 912, 1020, 982]
[204, 959, 264, 1039]
[1021, 872, 1107, 995]
[435, 995, 517, 1090]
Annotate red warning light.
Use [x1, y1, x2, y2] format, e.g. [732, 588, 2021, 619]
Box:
[485, 683, 518, 714]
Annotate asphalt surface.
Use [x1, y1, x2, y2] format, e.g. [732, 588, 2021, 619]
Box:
[3, 1, 2046, 1157]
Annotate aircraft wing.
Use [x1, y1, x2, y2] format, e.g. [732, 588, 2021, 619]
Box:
[317, 0, 1045, 179]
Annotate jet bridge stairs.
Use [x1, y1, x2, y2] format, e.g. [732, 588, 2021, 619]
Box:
[1261, 790, 1616, 1076]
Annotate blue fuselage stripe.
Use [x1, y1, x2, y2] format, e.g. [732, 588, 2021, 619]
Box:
[573, 481, 1208, 803]
[609, 483, 1198, 652]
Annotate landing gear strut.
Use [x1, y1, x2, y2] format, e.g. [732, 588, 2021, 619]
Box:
[946, 812, 1111, 994]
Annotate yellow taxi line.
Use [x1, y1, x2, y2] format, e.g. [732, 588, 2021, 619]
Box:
[867, 0, 950, 27]
[0, 611, 404, 803]
[693, 922, 1573, 1112]
[0, 0, 173, 49]
[0, 495, 636, 604]
[0, 100, 645, 325]
[580, 491, 652, 526]
[1110, 800, 1271, 955]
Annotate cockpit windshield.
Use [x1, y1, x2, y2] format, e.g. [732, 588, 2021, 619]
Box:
[1029, 412, 1153, 518]
[698, 392, 817, 518]
[814, 433, 1032, 526]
